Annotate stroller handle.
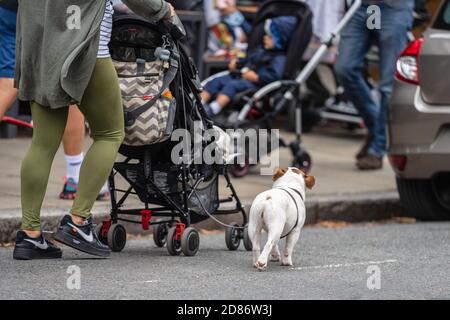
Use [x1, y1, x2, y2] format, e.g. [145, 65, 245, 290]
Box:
[159, 12, 187, 40]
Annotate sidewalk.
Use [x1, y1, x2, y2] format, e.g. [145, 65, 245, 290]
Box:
[0, 124, 402, 242]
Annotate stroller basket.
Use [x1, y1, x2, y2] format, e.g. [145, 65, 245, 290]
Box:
[115, 162, 180, 204]
[114, 162, 219, 223]
[186, 174, 219, 221]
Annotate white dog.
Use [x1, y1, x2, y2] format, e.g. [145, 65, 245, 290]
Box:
[248, 167, 315, 271]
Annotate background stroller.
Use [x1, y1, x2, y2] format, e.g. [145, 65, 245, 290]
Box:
[202, 0, 314, 178]
[202, 0, 364, 178]
[95, 13, 251, 256]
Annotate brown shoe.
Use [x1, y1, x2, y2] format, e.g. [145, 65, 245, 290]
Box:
[356, 134, 374, 160]
[356, 154, 383, 170]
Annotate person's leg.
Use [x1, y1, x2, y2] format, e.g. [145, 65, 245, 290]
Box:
[54, 58, 123, 257]
[0, 7, 18, 118]
[15, 103, 67, 260]
[59, 106, 85, 199]
[21, 103, 69, 235]
[0, 78, 18, 118]
[70, 58, 124, 221]
[15, 103, 66, 261]
[370, 3, 414, 159]
[60, 105, 110, 200]
[334, 6, 377, 158]
[63, 106, 85, 158]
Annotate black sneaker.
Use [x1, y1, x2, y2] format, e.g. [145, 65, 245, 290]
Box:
[54, 215, 110, 257]
[13, 231, 62, 260]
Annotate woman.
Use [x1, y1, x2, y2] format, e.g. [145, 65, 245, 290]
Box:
[13, 0, 174, 260]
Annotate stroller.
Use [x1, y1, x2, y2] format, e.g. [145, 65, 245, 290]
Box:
[202, 0, 362, 178]
[95, 13, 249, 256]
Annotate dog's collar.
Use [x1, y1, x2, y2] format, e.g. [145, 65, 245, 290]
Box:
[275, 187, 303, 238]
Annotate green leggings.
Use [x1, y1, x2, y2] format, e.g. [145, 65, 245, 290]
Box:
[21, 58, 124, 231]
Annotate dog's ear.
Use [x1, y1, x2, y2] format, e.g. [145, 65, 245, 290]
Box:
[272, 167, 288, 181]
[305, 175, 316, 190]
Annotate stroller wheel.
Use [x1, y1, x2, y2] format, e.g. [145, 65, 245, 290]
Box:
[153, 219, 169, 248]
[292, 151, 313, 174]
[225, 222, 241, 251]
[167, 226, 182, 256]
[230, 162, 250, 178]
[181, 227, 200, 257]
[107, 224, 127, 252]
[243, 227, 252, 251]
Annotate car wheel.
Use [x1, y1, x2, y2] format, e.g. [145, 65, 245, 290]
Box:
[397, 177, 450, 221]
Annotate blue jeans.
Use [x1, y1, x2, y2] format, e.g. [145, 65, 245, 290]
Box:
[0, 6, 17, 78]
[335, 2, 414, 158]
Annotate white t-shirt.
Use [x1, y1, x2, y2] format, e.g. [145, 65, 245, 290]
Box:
[97, 0, 114, 58]
[303, 0, 344, 42]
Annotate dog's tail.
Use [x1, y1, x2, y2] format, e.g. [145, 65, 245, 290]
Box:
[250, 196, 274, 222]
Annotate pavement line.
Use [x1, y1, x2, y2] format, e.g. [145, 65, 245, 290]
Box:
[291, 259, 397, 271]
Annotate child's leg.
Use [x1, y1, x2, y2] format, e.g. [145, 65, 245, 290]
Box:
[62, 106, 85, 185]
[202, 74, 234, 103]
[21, 103, 69, 234]
[208, 80, 257, 114]
[70, 58, 124, 221]
[200, 91, 211, 103]
[215, 94, 231, 108]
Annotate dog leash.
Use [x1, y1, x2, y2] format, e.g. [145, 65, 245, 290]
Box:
[275, 187, 304, 239]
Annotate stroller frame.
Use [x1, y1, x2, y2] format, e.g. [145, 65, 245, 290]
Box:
[97, 14, 249, 256]
[108, 166, 245, 226]
[202, 0, 363, 176]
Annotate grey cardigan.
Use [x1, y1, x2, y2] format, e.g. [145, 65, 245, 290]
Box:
[15, 0, 169, 108]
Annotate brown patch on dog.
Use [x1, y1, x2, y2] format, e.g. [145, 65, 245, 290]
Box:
[272, 167, 288, 181]
[292, 167, 315, 190]
[266, 196, 272, 200]
[305, 175, 316, 190]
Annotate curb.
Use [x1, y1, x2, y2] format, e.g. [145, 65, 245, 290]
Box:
[0, 192, 402, 243]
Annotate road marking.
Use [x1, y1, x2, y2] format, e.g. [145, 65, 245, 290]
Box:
[129, 280, 160, 284]
[291, 259, 397, 271]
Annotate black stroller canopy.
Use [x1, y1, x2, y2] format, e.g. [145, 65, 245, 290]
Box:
[247, 0, 313, 80]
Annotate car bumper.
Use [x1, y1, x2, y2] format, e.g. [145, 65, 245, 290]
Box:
[388, 79, 450, 179]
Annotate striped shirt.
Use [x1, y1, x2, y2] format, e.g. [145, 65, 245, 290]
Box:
[97, 0, 114, 58]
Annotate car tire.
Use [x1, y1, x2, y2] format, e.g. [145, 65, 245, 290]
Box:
[397, 177, 450, 221]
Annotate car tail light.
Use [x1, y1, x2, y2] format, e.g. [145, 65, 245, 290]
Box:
[395, 39, 423, 85]
[389, 154, 407, 172]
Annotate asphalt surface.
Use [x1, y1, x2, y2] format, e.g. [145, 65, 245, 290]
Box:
[1, 222, 449, 300]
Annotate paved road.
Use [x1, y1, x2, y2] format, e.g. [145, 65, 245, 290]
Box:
[1, 222, 449, 300]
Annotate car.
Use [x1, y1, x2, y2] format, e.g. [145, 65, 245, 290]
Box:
[389, 0, 450, 220]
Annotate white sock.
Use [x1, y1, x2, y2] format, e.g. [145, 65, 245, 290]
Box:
[209, 101, 222, 115]
[65, 153, 84, 183]
[100, 181, 109, 194]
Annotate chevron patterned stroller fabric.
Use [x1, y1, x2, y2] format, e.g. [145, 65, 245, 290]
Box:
[114, 59, 176, 146]
[110, 11, 179, 147]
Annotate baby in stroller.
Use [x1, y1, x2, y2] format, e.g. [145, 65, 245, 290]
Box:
[200, 16, 298, 117]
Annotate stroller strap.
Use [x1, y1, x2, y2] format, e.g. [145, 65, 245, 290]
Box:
[124, 51, 179, 127]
